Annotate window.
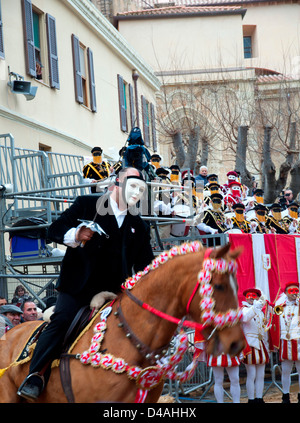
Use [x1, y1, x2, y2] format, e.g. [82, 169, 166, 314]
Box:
[243, 25, 256, 59]
[243, 36, 252, 59]
[72, 34, 97, 112]
[141, 96, 157, 150]
[141, 95, 150, 147]
[0, 0, 4, 59]
[117, 75, 136, 132]
[21, 0, 59, 88]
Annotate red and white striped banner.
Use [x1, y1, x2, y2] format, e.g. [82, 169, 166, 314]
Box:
[228, 234, 300, 305]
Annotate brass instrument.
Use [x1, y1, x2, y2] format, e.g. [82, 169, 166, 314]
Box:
[274, 304, 284, 315]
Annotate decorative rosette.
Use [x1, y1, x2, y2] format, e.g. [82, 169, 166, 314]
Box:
[136, 367, 164, 390]
[199, 283, 213, 297]
[100, 353, 114, 369]
[92, 332, 104, 343]
[227, 260, 237, 273]
[213, 313, 226, 328]
[158, 252, 169, 264]
[127, 366, 142, 380]
[169, 246, 179, 257]
[93, 320, 107, 333]
[200, 297, 215, 311]
[224, 309, 239, 325]
[189, 241, 201, 252]
[80, 351, 91, 364]
[201, 310, 215, 325]
[151, 258, 160, 269]
[179, 243, 189, 255]
[198, 270, 212, 284]
[89, 341, 101, 354]
[122, 277, 135, 290]
[91, 352, 102, 367]
[215, 258, 227, 273]
[112, 358, 127, 373]
[203, 258, 216, 272]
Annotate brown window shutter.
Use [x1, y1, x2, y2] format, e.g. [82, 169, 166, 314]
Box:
[0, 0, 4, 59]
[117, 74, 127, 132]
[71, 34, 83, 104]
[22, 0, 36, 77]
[46, 14, 59, 89]
[141, 95, 150, 147]
[87, 47, 97, 112]
[129, 83, 135, 128]
[150, 103, 157, 151]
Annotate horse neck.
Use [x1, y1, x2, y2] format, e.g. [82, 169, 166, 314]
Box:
[120, 253, 201, 349]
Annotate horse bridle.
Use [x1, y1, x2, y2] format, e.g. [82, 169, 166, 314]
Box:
[117, 248, 243, 363]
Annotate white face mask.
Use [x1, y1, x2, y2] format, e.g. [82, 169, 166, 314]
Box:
[124, 178, 147, 207]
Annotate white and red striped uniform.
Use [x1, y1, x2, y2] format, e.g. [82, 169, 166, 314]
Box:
[242, 301, 270, 365]
[207, 353, 242, 368]
[277, 299, 300, 361]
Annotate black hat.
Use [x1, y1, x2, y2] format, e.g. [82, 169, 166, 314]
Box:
[156, 167, 169, 177]
[210, 193, 223, 201]
[91, 146, 102, 154]
[269, 203, 282, 211]
[207, 174, 218, 180]
[253, 189, 264, 196]
[254, 204, 267, 212]
[208, 182, 220, 190]
[288, 202, 299, 209]
[151, 154, 161, 161]
[232, 203, 245, 210]
[169, 165, 180, 172]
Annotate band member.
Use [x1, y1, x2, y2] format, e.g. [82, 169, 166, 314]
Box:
[266, 203, 289, 234]
[169, 165, 181, 184]
[223, 181, 243, 210]
[196, 193, 229, 235]
[242, 288, 270, 403]
[229, 203, 253, 233]
[82, 147, 111, 193]
[194, 331, 242, 403]
[221, 171, 238, 195]
[273, 281, 300, 403]
[282, 202, 299, 234]
[203, 182, 222, 206]
[252, 189, 265, 206]
[150, 153, 162, 170]
[250, 204, 270, 234]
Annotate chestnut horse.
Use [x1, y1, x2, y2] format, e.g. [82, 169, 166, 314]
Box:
[0, 242, 245, 403]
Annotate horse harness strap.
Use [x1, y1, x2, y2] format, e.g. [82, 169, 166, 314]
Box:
[116, 298, 169, 365]
[123, 288, 206, 332]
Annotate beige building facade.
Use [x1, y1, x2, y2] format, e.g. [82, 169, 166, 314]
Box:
[0, 0, 160, 162]
[114, 1, 300, 183]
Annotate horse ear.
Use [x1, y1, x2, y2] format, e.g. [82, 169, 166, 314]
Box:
[209, 243, 231, 259]
[229, 245, 244, 259]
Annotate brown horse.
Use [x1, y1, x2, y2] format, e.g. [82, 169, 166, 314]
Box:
[0, 242, 245, 403]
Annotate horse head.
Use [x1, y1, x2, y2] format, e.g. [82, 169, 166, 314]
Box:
[187, 243, 245, 357]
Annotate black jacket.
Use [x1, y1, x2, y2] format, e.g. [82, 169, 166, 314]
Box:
[48, 194, 154, 296]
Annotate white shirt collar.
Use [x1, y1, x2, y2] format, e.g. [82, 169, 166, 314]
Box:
[109, 197, 127, 227]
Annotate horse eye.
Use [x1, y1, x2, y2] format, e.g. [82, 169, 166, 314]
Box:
[214, 284, 225, 292]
